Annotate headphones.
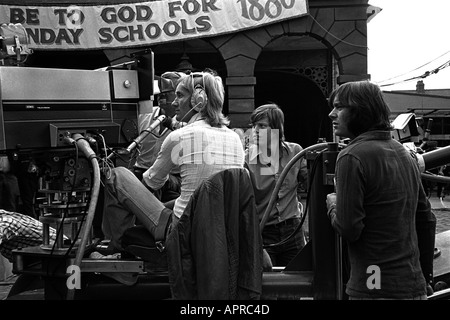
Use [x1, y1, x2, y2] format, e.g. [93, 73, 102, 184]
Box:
[190, 72, 208, 112]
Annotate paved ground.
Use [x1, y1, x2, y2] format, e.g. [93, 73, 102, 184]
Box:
[1, 195, 450, 300]
[428, 195, 450, 233]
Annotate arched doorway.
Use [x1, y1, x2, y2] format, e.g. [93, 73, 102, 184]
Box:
[254, 71, 331, 148]
[254, 35, 333, 147]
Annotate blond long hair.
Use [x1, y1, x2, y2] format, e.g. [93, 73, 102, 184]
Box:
[178, 69, 230, 127]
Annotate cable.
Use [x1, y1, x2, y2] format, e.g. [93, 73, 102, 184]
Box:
[260, 142, 331, 231]
[46, 142, 79, 277]
[379, 58, 450, 88]
[376, 50, 450, 84]
[66, 135, 101, 300]
[263, 147, 324, 249]
[261, 142, 346, 250]
[177, 103, 199, 124]
[378, 77, 419, 88]
[308, 15, 368, 49]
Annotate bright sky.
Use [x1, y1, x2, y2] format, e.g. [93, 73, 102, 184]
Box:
[367, 0, 450, 91]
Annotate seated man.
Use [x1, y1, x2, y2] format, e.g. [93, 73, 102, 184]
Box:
[94, 69, 245, 285]
[132, 71, 186, 203]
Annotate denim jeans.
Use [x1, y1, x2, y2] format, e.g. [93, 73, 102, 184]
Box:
[102, 167, 166, 252]
[262, 217, 306, 266]
[133, 167, 181, 203]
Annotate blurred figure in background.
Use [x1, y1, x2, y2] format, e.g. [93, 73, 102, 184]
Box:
[245, 103, 307, 267]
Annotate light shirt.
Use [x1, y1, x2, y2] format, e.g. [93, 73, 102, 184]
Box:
[143, 116, 245, 218]
[245, 141, 307, 225]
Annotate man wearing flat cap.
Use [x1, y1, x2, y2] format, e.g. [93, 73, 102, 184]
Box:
[133, 71, 186, 203]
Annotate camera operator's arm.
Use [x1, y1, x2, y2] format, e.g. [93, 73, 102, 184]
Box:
[142, 129, 179, 191]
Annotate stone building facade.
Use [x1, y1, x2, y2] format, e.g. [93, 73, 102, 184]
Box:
[1, 0, 373, 147]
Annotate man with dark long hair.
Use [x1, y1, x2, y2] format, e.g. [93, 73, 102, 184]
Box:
[326, 81, 436, 299]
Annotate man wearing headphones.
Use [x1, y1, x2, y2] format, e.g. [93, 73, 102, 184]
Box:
[95, 69, 245, 285]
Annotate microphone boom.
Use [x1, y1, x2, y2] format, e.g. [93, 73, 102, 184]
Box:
[125, 114, 166, 153]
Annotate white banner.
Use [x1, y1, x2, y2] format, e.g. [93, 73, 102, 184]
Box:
[0, 0, 309, 50]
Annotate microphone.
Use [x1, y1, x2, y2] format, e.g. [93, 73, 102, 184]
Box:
[125, 115, 166, 153]
[161, 116, 186, 131]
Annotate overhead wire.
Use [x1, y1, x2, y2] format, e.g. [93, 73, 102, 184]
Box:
[376, 50, 450, 84]
[375, 51, 450, 88]
[379, 59, 450, 88]
[308, 15, 368, 49]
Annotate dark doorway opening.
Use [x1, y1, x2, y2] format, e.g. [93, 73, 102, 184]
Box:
[255, 71, 332, 148]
